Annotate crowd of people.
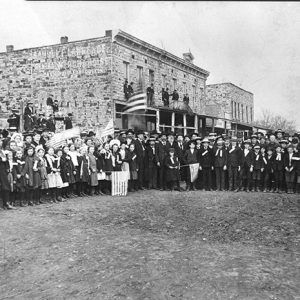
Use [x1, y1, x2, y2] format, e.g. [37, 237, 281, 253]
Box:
[0, 126, 299, 210]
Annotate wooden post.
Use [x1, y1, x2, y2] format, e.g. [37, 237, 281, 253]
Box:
[183, 113, 187, 136]
[156, 110, 160, 133]
[171, 112, 175, 132]
[194, 115, 198, 133]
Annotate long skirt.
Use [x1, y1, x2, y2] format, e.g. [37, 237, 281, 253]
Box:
[48, 172, 64, 188]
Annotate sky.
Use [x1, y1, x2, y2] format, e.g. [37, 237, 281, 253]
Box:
[0, 1, 299, 129]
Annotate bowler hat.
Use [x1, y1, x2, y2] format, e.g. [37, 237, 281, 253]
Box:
[279, 139, 288, 144]
[201, 137, 210, 143]
[126, 129, 134, 135]
[136, 129, 144, 136]
[254, 145, 261, 149]
[244, 139, 251, 145]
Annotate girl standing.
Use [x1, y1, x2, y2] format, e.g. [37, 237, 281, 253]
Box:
[88, 146, 98, 196]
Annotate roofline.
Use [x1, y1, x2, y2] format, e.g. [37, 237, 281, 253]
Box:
[114, 30, 210, 77]
[207, 82, 253, 95]
[0, 35, 109, 55]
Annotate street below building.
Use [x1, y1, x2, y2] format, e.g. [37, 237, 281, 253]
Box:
[0, 190, 299, 300]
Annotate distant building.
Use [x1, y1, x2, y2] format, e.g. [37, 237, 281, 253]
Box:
[205, 83, 254, 137]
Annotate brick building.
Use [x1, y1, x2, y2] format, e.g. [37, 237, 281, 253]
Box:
[205, 83, 254, 137]
[0, 29, 256, 136]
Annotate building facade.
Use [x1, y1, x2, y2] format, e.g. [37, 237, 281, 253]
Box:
[205, 83, 254, 137]
[0, 30, 256, 136]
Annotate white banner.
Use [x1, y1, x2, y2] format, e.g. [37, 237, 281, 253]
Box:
[189, 163, 199, 183]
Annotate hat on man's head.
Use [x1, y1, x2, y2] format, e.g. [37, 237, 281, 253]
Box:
[11, 109, 19, 113]
[167, 131, 175, 137]
[201, 137, 210, 143]
[150, 130, 159, 135]
[126, 129, 134, 135]
[136, 129, 144, 136]
[168, 148, 175, 153]
[244, 139, 251, 145]
[159, 132, 167, 138]
[292, 137, 299, 144]
[251, 134, 258, 139]
[149, 136, 156, 141]
[254, 145, 261, 149]
[216, 140, 224, 146]
[88, 131, 95, 137]
[275, 129, 284, 135]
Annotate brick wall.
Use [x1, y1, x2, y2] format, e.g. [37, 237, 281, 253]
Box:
[206, 83, 254, 124]
[0, 37, 113, 130]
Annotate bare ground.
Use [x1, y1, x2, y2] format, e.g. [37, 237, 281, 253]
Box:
[0, 190, 299, 300]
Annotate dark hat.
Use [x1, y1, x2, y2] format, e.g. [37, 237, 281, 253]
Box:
[126, 129, 134, 135]
[257, 131, 265, 136]
[11, 109, 19, 113]
[287, 144, 294, 149]
[266, 147, 274, 152]
[149, 136, 156, 141]
[188, 140, 196, 147]
[136, 129, 144, 135]
[88, 131, 95, 137]
[184, 135, 190, 139]
[68, 113, 73, 116]
[2, 129, 9, 138]
[24, 131, 34, 137]
[168, 148, 175, 153]
[167, 131, 175, 137]
[150, 130, 159, 135]
[275, 129, 284, 135]
[292, 138, 299, 144]
[159, 132, 167, 138]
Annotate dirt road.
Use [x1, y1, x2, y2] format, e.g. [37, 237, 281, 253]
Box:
[0, 190, 299, 299]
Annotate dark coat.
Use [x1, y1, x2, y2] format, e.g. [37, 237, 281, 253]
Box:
[227, 146, 243, 168]
[22, 155, 35, 188]
[164, 156, 180, 182]
[240, 149, 254, 168]
[283, 153, 297, 170]
[0, 153, 10, 191]
[262, 154, 275, 173]
[273, 153, 284, 171]
[184, 149, 198, 165]
[253, 152, 264, 170]
[60, 154, 75, 184]
[214, 148, 228, 168]
[156, 141, 168, 165]
[199, 147, 214, 168]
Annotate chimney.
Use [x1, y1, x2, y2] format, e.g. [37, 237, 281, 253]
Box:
[105, 30, 112, 37]
[6, 45, 14, 53]
[60, 36, 68, 44]
[183, 51, 194, 64]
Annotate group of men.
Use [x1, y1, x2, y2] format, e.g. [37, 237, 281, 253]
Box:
[115, 128, 300, 194]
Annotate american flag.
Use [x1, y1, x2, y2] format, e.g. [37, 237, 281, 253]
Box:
[111, 171, 128, 196]
[48, 127, 81, 149]
[123, 90, 147, 114]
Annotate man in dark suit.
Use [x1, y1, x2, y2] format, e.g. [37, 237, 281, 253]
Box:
[64, 113, 73, 130]
[199, 138, 214, 191]
[46, 114, 56, 133]
[162, 88, 170, 107]
[146, 83, 155, 106]
[239, 140, 254, 192]
[214, 140, 228, 191]
[157, 132, 168, 190]
[145, 136, 158, 189]
[227, 138, 243, 192]
[7, 109, 20, 132]
[134, 130, 146, 190]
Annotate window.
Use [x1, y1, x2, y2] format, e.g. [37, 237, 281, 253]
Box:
[162, 74, 166, 88]
[231, 101, 234, 118]
[123, 61, 129, 81]
[149, 70, 154, 84]
[172, 78, 177, 91]
[234, 102, 237, 119]
[192, 85, 196, 103]
[241, 104, 244, 121]
[238, 103, 240, 120]
[250, 107, 253, 122]
[183, 82, 187, 94]
[137, 66, 143, 85]
[246, 106, 248, 123]
[199, 87, 204, 99]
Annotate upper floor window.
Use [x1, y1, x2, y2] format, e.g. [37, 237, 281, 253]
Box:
[137, 66, 143, 85]
[172, 78, 177, 91]
[192, 85, 196, 103]
[149, 69, 154, 84]
[123, 61, 129, 81]
[183, 82, 187, 95]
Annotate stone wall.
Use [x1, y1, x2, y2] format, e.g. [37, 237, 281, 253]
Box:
[111, 42, 207, 115]
[0, 36, 113, 130]
[205, 83, 254, 124]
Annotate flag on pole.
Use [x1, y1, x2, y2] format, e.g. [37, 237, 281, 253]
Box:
[100, 119, 114, 140]
[111, 171, 128, 196]
[123, 92, 147, 114]
[48, 127, 81, 149]
[189, 163, 199, 183]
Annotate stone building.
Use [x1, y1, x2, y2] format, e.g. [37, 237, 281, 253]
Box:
[0, 29, 256, 136]
[205, 83, 254, 136]
[0, 30, 210, 135]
